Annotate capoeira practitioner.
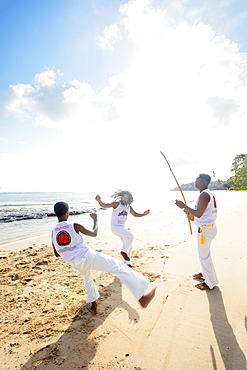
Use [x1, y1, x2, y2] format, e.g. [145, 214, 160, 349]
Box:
[95, 190, 150, 267]
[52, 202, 156, 315]
[175, 174, 218, 290]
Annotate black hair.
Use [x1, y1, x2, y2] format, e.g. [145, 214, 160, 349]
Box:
[111, 189, 133, 204]
[54, 202, 69, 218]
[198, 174, 211, 184]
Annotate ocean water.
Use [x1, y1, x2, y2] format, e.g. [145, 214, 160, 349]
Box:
[0, 192, 99, 223]
[1, 190, 246, 246]
[0, 191, 102, 245]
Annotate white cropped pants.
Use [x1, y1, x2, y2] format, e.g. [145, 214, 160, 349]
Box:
[71, 249, 149, 303]
[197, 224, 218, 289]
[111, 224, 134, 258]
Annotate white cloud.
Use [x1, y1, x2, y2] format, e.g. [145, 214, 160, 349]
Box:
[207, 96, 239, 125]
[34, 67, 62, 87]
[63, 80, 95, 103]
[5, 83, 36, 119]
[98, 23, 120, 50]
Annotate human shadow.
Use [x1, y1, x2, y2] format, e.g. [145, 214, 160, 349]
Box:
[207, 288, 247, 370]
[21, 277, 140, 370]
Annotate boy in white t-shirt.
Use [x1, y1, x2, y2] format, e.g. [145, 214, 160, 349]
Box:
[95, 190, 150, 267]
[52, 201, 156, 315]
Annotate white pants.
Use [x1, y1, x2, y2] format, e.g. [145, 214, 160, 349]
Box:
[197, 224, 218, 289]
[111, 224, 134, 258]
[71, 249, 149, 303]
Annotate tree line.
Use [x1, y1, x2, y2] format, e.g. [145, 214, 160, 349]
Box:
[171, 154, 247, 191]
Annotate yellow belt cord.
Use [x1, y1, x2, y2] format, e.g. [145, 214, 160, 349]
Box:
[198, 223, 215, 245]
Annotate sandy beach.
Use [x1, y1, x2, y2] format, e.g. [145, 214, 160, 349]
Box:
[1, 197, 247, 369]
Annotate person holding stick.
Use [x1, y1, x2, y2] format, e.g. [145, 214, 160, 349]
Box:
[52, 201, 156, 314]
[175, 174, 218, 290]
[95, 190, 150, 267]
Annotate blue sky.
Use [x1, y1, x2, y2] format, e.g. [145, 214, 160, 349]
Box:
[0, 0, 125, 89]
[1, 0, 247, 192]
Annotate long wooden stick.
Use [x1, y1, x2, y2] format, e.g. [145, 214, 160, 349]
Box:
[160, 151, 192, 235]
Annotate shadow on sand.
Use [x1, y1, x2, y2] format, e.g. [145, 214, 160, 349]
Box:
[207, 288, 247, 370]
[20, 277, 140, 370]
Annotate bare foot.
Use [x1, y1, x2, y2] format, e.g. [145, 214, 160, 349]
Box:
[87, 301, 98, 315]
[193, 273, 204, 279]
[121, 251, 130, 261]
[195, 282, 211, 290]
[139, 287, 156, 308]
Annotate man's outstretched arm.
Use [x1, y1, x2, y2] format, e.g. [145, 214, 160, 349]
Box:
[74, 213, 98, 237]
[130, 207, 150, 217]
[95, 194, 118, 209]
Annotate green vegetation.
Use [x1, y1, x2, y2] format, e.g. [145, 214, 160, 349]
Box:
[219, 154, 247, 190]
[171, 181, 225, 191]
[171, 154, 247, 191]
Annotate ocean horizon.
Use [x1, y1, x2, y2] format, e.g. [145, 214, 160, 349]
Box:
[1, 190, 246, 246]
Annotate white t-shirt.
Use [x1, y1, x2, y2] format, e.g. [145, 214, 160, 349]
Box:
[52, 221, 89, 263]
[111, 202, 130, 226]
[194, 189, 217, 227]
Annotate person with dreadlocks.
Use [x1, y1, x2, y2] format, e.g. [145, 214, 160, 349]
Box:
[95, 190, 150, 267]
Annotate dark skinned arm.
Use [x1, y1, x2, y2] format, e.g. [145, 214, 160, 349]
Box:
[52, 236, 61, 257]
[95, 194, 119, 209]
[130, 206, 150, 217]
[74, 213, 98, 237]
[175, 192, 210, 218]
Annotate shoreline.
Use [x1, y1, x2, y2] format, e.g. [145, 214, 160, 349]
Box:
[1, 209, 190, 253]
[1, 190, 246, 250]
[2, 190, 247, 253]
[0, 234, 51, 251]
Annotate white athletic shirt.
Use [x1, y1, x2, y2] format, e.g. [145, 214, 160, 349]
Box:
[52, 221, 89, 263]
[194, 189, 217, 227]
[111, 202, 130, 226]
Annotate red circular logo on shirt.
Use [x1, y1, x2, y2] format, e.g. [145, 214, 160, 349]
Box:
[56, 231, 71, 246]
